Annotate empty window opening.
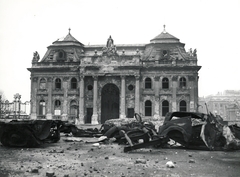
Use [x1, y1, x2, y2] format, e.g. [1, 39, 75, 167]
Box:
[180, 100, 187, 112]
[71, 78, 77, 89]
[162, 78, 169, 89]
[55, 78, 61, 89]
[179, 77, 186, 88]
[145, 77, 152, 89]
[162, 100, 169, 116]
[145, 100, 152, 116]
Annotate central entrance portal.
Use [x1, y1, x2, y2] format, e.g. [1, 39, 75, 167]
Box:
[101, 83, 119, 123]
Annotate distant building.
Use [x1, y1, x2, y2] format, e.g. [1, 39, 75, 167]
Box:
[199, 90, 240, 122]
[27, 26, 201, 124]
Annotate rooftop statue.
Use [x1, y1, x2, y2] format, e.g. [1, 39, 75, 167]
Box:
[32, 51, 40, 63]
[102, 36, 118, 56]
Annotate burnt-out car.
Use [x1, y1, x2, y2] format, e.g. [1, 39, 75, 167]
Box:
[158, 112, 209, 148]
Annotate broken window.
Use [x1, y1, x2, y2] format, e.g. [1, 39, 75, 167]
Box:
[71, 78, 77, 89]
[179, 77, 186, 88]
[55, 78, 61, 89]
[179, 100, 187, 112]
[39, 100, 46, 115]
[162, 77, 169, 89]
[39, 78, 46, 89]
[145, 100, 152, 116]
[162, 100, 169, 116]
[145, 77, 152, 89]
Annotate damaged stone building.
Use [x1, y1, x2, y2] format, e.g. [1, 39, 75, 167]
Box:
[27, 26, 201, 124]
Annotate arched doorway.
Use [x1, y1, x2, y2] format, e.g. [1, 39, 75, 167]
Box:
[101, 83, 119, 123]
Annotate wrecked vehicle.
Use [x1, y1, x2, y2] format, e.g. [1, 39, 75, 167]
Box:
[0, 119, 62, 147]
[123, 112, 240, 152]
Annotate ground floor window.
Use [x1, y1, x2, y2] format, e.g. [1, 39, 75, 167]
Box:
[39, 100, 46, 115]
[145, 100, 152, 116]
[162, 100, 169, 116]
[180, 100, 187, 112]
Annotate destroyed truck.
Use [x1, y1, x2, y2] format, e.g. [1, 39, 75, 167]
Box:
[0, 119, 62, 147]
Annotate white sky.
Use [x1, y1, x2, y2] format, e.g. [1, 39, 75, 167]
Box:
[0, 0, 240, 102]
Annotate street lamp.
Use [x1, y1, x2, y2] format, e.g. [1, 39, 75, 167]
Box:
[14, 93, 21, 119]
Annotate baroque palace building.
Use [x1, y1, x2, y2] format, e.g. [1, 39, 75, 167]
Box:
[27, 26, 201, 124]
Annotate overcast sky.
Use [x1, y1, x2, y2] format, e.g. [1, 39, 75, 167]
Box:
[0, 0, 239, 102]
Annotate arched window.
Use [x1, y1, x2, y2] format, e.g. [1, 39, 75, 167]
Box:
[39, 100, 46, 115]
[162, 78, 169, 89]
[180, 100, 187, 112]
[162, 100, 169, 116]
[179, 77, 186, 88]
[145, 100, 152, 116]
[39, 78, 46, 89]
[145, 77, 152, 89]
[55, 78, 61, 89]
[71, 78, 77, 89]
[55, 100, 61, 108]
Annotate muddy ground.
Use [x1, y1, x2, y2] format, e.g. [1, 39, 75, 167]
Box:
[0, 134, 240, 177]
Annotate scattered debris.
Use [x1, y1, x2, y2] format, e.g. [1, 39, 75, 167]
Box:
[166, 161, 175, 168]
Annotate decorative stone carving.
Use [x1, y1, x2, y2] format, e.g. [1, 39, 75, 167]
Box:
[32, 77, 38, 82]
[172, 76, 178, 81]
[63, 77, 69, 81]
[102, 36, 118, 56]
[32, 51, 40, 63]
[47, 77, 53, 82]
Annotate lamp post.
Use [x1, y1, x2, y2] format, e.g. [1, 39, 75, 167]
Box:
[14, 93, 21, 119]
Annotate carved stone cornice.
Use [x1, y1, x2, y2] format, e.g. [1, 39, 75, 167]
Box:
[63, 77, 69, 82]
[47, 77, 53, 82]
[172, 76, 178, 81]
[154, 76, 160, 81]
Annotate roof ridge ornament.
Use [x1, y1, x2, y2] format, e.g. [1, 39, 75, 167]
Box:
[68, 28, 71, 34]
[163, 24, 166, 33]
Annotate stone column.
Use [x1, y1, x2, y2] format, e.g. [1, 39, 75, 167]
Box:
[172, 76, 178, 112]
[135, 75, 140, 114]
[153, 76, 160, 119]
[78, 76, 85, 124]
[189, 76, 196, 112]
[91, 76, 99, 124]
[62, 77, 69, 121]
[30, 77, 38, 119]
[120, 76, 126, 119]
[46, 77, 53, 119]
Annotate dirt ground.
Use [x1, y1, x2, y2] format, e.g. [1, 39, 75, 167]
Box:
[0, 133, 240, 177]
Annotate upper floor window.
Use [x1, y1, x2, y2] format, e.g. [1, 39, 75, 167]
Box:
[179, 100, 187, 112]
[39, 100, 46, 115]
[145, 77, 152, 89]
[71, 78, 77, 89]
[145, 100, 152, 116]
[39, 78, 46, 89]
[55, 78, 61, 89]
[162, 100, 169, 116]
[162, 77, 169, 89]
[55, 100, 61, 107]
[179, 77, 186, 88]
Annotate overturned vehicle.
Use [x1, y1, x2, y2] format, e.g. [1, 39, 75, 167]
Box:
[0, 119, 62, 147]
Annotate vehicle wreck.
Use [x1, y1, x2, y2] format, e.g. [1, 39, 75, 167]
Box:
[0, 119, 62, 147]
[121, 112, 240, 152]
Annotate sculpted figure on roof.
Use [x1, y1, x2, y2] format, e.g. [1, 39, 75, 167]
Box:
[32, 51, 40, 63]
[102, 35, 118, 56]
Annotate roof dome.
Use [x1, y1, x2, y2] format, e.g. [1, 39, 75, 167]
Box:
[51, 28, 83, 47]
[150, 25, 180, 43]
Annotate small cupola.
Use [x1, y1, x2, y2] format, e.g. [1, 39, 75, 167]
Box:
[150, 25, 180, 44]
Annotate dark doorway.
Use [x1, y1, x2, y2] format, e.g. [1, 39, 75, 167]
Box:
[86, 108, 93, 123]
[127, 108, 134, 118]
[101, 83, 120, 123]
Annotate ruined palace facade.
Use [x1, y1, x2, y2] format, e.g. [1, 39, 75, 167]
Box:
[28, 27, 201, 124]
